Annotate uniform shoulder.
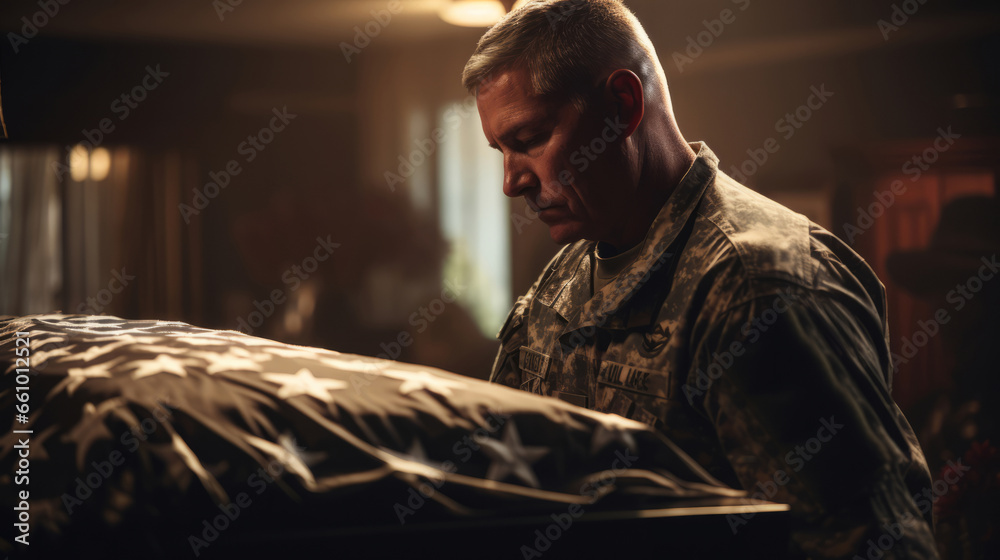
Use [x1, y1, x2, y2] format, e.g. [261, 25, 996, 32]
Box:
[689, 173, 885, 326]
[694, 172, 816, 287]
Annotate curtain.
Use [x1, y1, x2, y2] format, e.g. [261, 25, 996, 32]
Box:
[0, 146, 61, 315]
[0, 145, 202, 322]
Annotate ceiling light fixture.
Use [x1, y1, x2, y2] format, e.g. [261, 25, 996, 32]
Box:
[440, 0, 507, 28]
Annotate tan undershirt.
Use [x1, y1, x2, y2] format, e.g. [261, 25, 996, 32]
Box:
[592, 240, 644, 293]
[591, 160, 696, 294]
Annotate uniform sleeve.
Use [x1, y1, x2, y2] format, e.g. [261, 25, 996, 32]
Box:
[688, 289, 939, 560]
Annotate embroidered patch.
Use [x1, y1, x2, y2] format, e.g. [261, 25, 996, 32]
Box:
[639, 323, 671, 358]
[519, 347, 551, 379]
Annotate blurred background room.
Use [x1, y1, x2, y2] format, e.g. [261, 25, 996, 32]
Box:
[1, 2, 999, 549]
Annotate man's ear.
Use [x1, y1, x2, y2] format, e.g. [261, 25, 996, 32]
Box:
[604, 69, 644, 139]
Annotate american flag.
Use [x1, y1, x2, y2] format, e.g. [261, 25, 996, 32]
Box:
[1, 314, 753, 559]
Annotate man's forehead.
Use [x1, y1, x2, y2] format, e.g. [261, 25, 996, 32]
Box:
[477, 68, 562, 131]
[478, 67, 537, 104]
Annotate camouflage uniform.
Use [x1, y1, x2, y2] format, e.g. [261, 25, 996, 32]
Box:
[490, 143, 939, 559]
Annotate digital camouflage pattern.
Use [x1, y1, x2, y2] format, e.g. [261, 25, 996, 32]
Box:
[491, 143, 939, 559]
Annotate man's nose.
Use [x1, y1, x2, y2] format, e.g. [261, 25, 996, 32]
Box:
[502, 153, 534, 198]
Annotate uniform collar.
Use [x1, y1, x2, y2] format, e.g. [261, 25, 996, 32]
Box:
[545, 142, 719, 331]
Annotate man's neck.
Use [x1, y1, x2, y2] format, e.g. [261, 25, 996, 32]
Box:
[601, 135, 697, 252]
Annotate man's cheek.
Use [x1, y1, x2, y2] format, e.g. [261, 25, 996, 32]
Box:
[552, 155, 579, 192]
[539, 179, 567, 207]
[532, 169, 567, 208]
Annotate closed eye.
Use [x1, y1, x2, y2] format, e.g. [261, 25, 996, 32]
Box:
[515, 132, 549, 152]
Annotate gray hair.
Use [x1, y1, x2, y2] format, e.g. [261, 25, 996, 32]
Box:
[462, 0, 668, 110]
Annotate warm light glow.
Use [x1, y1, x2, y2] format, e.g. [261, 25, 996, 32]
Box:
[69, 145, 89, 182]
[440, 0, 506, 27]
[284, 310, 303, 336]
[284, 282, 317, 336]
[297, 283, 317, 321]
[89, 147, 111, 181]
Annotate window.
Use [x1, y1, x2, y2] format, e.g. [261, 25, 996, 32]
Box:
[437, 100, 511, 336]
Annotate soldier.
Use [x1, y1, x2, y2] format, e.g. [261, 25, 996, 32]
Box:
[463, 1, 938, 558]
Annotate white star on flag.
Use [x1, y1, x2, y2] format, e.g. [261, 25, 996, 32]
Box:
[590, 420, 639, 455]
[32, 342, 74, 362]
[381, 439, 449, 475]
[57, 336, 136, 364]
[262, 368, 347, 402]
[379, 367, 466, 398]
[51, 357, 125, 396]
[63, 400, 120, 469]
[126, 354, 199, 380]
[317, 355, 381, 375]
[184, 346, 273, 370]
[245, 434, 318, 488]
[376, 439, 452, 482]
[278, 433, 325, 467]
[479, 420, 549, 488]
[576, 407, 646, 450]
[202, 353, 265, 375]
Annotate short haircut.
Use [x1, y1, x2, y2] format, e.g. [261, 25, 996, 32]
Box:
[462, 0, 667, 110]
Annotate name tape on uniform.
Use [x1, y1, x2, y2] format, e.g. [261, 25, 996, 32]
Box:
[597, 360, 669, 399]
[519, 347, 550, 379]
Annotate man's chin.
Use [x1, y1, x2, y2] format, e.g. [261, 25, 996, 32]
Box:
[546, 223, 585, 245]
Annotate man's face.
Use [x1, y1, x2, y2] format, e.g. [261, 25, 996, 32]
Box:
[476, 67, 636, 245]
